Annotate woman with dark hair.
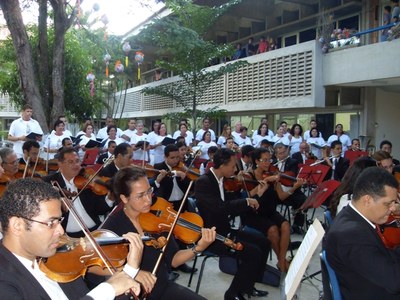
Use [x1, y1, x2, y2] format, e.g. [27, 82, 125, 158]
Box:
[329, 156, 376, 218]
[288, 124, 303, 156]
[327, 123, 352, 154]
[306, 127, 326, 159]
[101, 167, 216, 299]
[197, 130, 218, 160]
[252, 123, 270, 148]
[242, 147, 305, 272]
[44, 120, 70, 159]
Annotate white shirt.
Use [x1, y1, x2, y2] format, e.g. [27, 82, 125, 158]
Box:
[252, 129, 274, 140]
[210, 167, 224, 201]
[173, 130, 194, 146]
[97, 127, 123, 140]
[9, 117, 44, 158]
[152, 135, 172, 164]
[197, 141, 218, 160]
[14, 254, 116, 300]
[101, 137, 126, 150]
[252, 135, 272, 148]
[307, 137, 326, 159]
[123, 129, 137, 142]
[195, 128, 216, 142]
[327, 134, 352, 155]
[132, 133, 149, 161]
[234, 135, 252, 147]
[289, 136, 303, 156]
[349, 201, 375, 229]
[44, 132, 71, 160]
[217, 136, 228, 148]
[271, 135, 290, 146]
[304, 129, 323, 141]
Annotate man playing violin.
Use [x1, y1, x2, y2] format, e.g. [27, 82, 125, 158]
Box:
[325, 167, 400, 299]
[43, 148, 115, 238]
[194, 148, 270, 300]
[101, 167, 216, 299]
[0, 178, 143, 300]
[273, 143, 306, 234]
[0, 148, 19, 181]
[20, 140, 40, 165]
[99, 143, 132, 179]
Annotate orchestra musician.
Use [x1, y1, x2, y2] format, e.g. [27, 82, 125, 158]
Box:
[373, 150, 395, 174]
[291, 142, 315, 165]
[97, 141, 116, 165]
[237, 145, 254, 173]
[242, 147, 304, 272]
[273, 143, 307, 234]
[99, 143, 133, 179]
[379, 140, 400, 165]
[322, 140, 349, 181]
[0, 148, 19, 181]
[19, 140, 40, 166]
[194, 149, 270, 300]
[349, 138, 361, 151]
[325, 167, 400, 299]
[101, 167, 216, 299]
[152, 144, 192, 212]
[43, 148, 115, 237]
[0, 178, 143, 300]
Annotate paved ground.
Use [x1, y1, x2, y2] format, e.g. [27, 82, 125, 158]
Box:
[175, 207, 326, 300]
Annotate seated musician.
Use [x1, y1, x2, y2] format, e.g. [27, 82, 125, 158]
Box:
[380, 140, 400, 165]
[43, 148, 115, 237]
[0, 148, 19, 181]
[194, 149, 270, 300]
[325, 167, 400, 299]
[273, 143, 307, 234]
[100, 167, 216, 299]
[199, 146, 218, 175]
[20, 140, 40, 165]
[99, 143, 133, 178]
[242, 148, 304, 272]
[238, 145, 254, 172]
[152, 144, 191, 212]
[0, 178, 142, 299]
[349, 138, 361, 151]
[373, 150, 395, 174]
[322, 140, 349, 181]
[291, 141, 316, 165]
[97, 141, 116, 165]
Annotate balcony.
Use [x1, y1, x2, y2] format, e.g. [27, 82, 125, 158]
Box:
[114, 40, 324, 118]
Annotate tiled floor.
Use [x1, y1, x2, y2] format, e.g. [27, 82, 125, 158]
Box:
[175, 208, 326, 300]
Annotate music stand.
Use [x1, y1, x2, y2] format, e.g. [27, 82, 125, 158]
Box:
[299, 180, 341, 211]
[345, 150, 368, 165]
[298, 164, 330, 186]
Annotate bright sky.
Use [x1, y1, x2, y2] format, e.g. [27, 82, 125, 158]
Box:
[80, 0, 165, 35]
[0, 0, 164, 36]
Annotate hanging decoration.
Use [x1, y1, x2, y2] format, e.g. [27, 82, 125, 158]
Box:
[122, 41, 131, 67]
[100, 14, 109, 40]
[134, 51, 144, 81]
[86, 73, 95, 97]
[103, 52, 111, 77]
[115, 60, 124, 73]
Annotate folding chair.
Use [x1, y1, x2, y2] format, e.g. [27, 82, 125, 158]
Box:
[320, 250, 343, 300]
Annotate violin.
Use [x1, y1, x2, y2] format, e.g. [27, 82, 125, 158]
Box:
[264, 165, 298, 187]
[376, 214, 400, 249]
[223, 174, 259, 192]
[39, 229, 165, 283]
[0, 174, 12, 198]
[139, 197, 243, 251]
[173, 161, 200, 181]
[74, 168, 109, 196]
[131, 161, 168, 178]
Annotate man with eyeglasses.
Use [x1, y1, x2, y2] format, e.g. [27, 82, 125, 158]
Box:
[43, 148, 115, 237]
[0, 178, 143, 299]
[0, 147, 19, 180]
[325, 167, 400, 299]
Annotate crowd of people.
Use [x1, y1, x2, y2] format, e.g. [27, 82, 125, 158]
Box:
[1, 105, 400, 299]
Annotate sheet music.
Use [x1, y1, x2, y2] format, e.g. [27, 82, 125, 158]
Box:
[283, 219, 325, 300]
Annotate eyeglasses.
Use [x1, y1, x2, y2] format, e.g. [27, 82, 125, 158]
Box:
[3, 159, 19, 165]
[258, 158, 273, 163]
[131, 187, 154, 201]
[20, 216, 64, 229]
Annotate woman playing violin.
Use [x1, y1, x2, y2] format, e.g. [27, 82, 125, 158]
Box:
[241, 147, 305, 272]
[101, 167, 216, 299]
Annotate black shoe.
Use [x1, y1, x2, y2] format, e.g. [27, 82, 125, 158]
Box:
[250, 287, 269, 297]
[224, 291, 246, 300]
[167, 271, 180, 281]
[174, 263, 198, 274]
[291, 225, 305, 235]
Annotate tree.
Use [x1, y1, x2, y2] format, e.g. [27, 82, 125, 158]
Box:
[136, 0, 247, 127]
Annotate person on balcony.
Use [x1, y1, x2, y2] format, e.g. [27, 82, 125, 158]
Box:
[381, 5, 392, 42]
[256, 36, 268, 54]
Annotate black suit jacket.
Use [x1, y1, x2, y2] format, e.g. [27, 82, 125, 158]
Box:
[0, 243, 90, 299]
[323, 157, 349, 181]
[152, 162, 191, 201]
[42, 172, 113, 232]
[325, 206, 400, 299]
[98, 162, 119, 178]
[291, 151, 305, 165]
[96, 153, 108, 165]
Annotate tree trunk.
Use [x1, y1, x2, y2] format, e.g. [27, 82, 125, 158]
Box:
[49, 0, 77, 127]
[38, 0, 52, 123]
[0, 0, 48, 132]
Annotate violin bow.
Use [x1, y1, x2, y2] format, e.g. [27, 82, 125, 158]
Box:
[71, 155, 115, 203]
[141, 138, 147, 169]
[46, 139, 50, 174]
[22, 156, 30, 179]
[31, 155, 40, 178]
[142, 181, 194, 300]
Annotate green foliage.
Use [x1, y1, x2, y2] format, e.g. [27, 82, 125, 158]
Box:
[136, 0, 246, 124]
